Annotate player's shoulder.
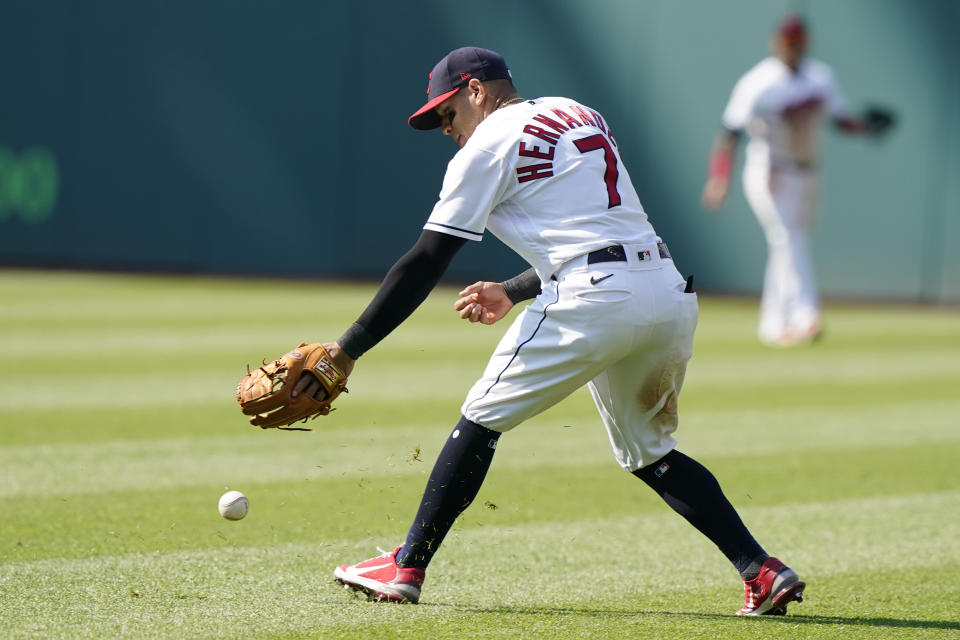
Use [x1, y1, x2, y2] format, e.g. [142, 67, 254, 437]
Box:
[525, 96, 611, 126]
[477, 96, 603, 138]
[464, 102, 536, 155]
[729, 57, 779, 93]
[545, 96, 608, 113]
[741, 57, 785, 81]
[727, 57, 780, 102]
[533, 96, 580, 107]
[506, 96, 600, 114]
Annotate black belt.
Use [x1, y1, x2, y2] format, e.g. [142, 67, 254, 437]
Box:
[586, 242, 671, 265]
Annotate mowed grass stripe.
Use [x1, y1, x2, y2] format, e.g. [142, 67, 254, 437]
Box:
[5, 491, 958, 580]
[2, 492, 957, 640]
[5, 339, 959, 385]
[0, 362, 482, 410]
[0, 316, 504, 357]
[5, 308, 957, 351]
[2, 356, 958, 412]
[3, 398, 959, 498]
[693, 299, 960, 335]
[4, 442, 957, 562]
[2, 383, 957, 449]
[0, 270, 377, 312]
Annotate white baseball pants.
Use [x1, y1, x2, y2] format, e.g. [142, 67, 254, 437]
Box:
[743, 163, 821, 344]
[461, 243, 699, 471]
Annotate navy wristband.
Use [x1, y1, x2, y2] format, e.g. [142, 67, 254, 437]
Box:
[501, 267, 541, 304]
[337, 322, 378, 360]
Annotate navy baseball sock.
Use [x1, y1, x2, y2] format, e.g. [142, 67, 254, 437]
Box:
[633, 449, 768, 580]
[395, 416, 500, 570]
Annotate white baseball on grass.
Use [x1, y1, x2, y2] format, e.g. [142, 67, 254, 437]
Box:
[218, 490, 249, 520]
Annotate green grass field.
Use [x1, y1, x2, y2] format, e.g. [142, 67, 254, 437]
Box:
[1, 269, 958, 639]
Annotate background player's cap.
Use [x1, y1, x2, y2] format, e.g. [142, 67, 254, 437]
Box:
[777, 13, 807, 43]
[408, 47, 512, 130]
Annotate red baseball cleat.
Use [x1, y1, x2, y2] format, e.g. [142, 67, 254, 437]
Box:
[334, 546, 425, 603]
[736, 557, 806, 615]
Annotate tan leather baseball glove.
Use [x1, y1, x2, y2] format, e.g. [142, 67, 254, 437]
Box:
[236, 343, 348, 430]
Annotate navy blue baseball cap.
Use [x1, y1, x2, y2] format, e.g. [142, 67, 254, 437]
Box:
[408, 47, 512, 130]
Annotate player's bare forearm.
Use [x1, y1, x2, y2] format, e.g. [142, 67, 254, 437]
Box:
[835, 106, 896, 138]
[714, 128, 740, 151]
[701, 129, 740, 211]
[455, 282, 514, 325]
[833, 115, 865, 134]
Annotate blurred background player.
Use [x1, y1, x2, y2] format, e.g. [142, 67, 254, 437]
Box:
[701, 13, 892, 346]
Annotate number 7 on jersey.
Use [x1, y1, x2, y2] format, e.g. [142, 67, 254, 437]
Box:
[574, 134, 621, 208]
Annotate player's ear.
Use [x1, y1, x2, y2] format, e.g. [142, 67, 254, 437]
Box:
[466, 78, 485, 106]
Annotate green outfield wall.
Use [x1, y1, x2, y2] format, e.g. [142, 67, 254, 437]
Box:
[1, 0, 957, 302]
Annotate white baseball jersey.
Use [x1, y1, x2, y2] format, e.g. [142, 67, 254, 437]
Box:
[424, 96, 660, 281]
[422, 96, 697, 471]
[722, 57, 850, 169]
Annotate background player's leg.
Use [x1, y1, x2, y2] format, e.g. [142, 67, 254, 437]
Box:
[758, 237, 791, 343]
[749, 168, 822, 344]
[783, 227, 819, 333]
[394, 416, 500, 569]
[780, 173, 821, 338]
[744, 165, 791, 344]
[633, 449, 767, 579]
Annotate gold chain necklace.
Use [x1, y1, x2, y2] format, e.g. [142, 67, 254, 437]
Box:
[496, 96, 525, 110]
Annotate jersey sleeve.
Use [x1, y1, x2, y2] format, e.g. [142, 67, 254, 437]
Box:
[821, 64, 852, 119]
[338, 230, 467, 359]
[721, 72, 757, 132]
[424, 145, 510, 241]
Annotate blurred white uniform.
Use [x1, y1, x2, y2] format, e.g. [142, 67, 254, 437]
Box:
[722, 57, 850, 344]
[425, 97, 698, 471]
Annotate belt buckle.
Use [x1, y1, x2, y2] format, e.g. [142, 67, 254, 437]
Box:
[587, 245, 625, 265]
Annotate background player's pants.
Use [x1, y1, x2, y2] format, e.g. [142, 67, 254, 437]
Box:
[743, 163, 821, 344]
[461, 243, 699, 471]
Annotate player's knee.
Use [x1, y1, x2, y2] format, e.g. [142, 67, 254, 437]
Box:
[454, 415, 502, 441]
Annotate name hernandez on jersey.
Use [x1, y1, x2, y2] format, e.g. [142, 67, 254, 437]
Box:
[514, 104, 617, 184]
[424, 97, 657, 279]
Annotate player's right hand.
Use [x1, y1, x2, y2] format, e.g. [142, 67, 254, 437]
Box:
[455, 282, 514, 325]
